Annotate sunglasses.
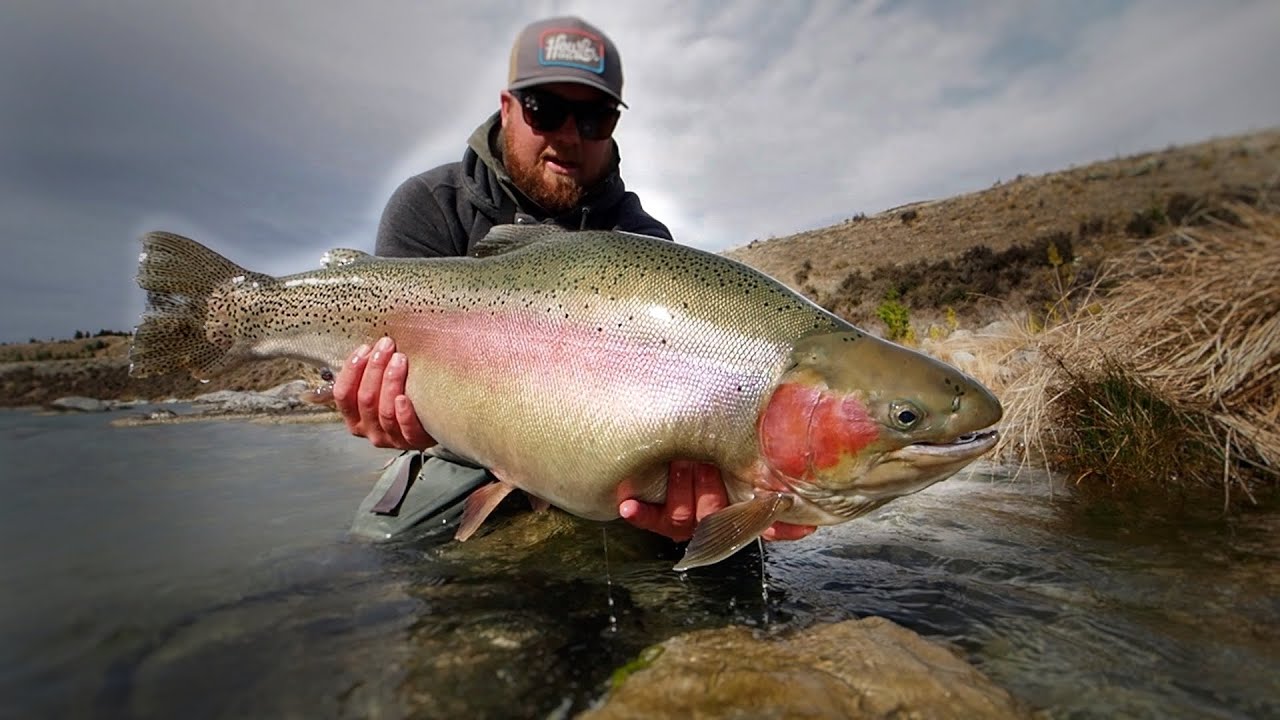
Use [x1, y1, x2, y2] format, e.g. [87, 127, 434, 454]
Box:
[512, 89, 621, 141]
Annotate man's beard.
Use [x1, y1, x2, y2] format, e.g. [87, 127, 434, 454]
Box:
[503, 132, 586, 215]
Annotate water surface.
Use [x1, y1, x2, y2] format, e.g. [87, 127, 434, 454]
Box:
[1, 408, 1275, 718]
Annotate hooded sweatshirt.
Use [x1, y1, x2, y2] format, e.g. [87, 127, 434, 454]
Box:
[375, 113, 672, 258]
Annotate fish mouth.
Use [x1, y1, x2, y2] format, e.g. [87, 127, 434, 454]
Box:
[833, 427, 1001, 505]
[903, 428, 1000, 459]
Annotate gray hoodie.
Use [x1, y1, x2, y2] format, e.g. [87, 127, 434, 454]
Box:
[375, 113, 672, 258]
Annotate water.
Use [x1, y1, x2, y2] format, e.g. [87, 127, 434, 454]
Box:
[1, 408, 1276, 719]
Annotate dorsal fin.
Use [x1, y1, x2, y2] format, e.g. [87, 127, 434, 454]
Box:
[321, 248, 374, 268]
[471, 224, 568, 257]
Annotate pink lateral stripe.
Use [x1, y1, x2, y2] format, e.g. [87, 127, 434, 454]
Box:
[388, 306, 767, 419]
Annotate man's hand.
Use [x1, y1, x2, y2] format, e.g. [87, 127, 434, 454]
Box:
[332, 336, 435, 450]
[618, 460, 818, 542]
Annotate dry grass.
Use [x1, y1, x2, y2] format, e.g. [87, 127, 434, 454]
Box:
[994, 203, 1280, 507]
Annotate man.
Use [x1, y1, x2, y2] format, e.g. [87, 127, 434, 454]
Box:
[336, 16, 815, 544]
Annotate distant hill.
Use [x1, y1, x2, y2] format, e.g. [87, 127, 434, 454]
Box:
[725, 128, 1280, 329]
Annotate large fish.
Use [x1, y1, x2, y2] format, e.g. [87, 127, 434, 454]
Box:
[131, 226, 1002, 569]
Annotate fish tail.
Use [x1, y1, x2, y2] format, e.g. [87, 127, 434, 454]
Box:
[130, 231, 267, 379]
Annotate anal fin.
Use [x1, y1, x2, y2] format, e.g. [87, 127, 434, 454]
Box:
[673, 492, 794, 571]
[455, 481, 516, 541]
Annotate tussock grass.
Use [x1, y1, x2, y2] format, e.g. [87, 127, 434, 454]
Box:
[994, 203, 1279, 507]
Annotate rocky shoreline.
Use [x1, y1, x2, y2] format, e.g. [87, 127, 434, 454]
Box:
[34, 378, 341, 427]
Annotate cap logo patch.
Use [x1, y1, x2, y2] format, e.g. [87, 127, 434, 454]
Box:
[539, 29, 605, 74]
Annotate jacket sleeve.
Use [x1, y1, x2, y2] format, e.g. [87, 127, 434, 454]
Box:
[611, 191, 674, 241]
[375, 174, 459, 258]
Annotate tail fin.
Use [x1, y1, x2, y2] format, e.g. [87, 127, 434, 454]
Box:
[130, 231, 267, 379]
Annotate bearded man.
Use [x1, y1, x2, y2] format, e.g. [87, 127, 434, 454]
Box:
[336, 16, 815, 545]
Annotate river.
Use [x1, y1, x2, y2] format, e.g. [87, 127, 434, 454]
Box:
[1, 407, 1276, 718]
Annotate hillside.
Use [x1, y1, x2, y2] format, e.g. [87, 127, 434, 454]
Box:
[726, 128, 1279, 329]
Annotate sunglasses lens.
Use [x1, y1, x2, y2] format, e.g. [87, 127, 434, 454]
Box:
[518, 91, 618, 141]
[520, 92, 570, 133]
[578, 108, 619, 141]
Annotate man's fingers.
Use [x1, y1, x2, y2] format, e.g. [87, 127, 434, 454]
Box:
[395, 395, 436, 450]
[762, 522, 817, 542]
[665, 460, 696, 529]
[377, 352, 409, 444]
[334, 344, 371, 436]
[619, 499, 663, 532]
[692, 463, 728, 521]
[358, 337, 394, 446]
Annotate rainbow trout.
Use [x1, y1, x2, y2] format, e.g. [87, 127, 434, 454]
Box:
[131, 226, 1002, 569]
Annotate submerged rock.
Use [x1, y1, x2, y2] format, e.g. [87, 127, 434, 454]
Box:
[583, 617, 1029, 720]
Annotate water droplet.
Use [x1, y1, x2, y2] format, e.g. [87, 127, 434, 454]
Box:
[602, 528, 618, 634]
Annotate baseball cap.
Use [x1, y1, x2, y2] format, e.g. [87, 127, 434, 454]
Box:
[508, 16, 626, 107]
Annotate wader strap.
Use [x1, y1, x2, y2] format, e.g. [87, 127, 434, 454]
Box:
[372, 451, 423, 515]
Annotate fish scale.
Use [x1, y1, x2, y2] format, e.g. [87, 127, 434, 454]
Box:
[132, 225, 1002, 569]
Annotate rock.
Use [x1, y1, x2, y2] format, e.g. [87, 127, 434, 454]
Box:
[191, 390, 295, 414]
[1011, 349, 1041, 367]
[951, 350, 978, 365]
[49, 396, 109, 412]
[147, 408, 178, 420]
[583, 617, 1029, 720]
[260, 379, 311, 401]
[977, 320, 1021, 338]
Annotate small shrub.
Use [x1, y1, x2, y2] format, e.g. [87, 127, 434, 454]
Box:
[1077, 216, 1106, 239]
[1125, 206, 1166, 238]
[1165, 192, 1201, 225]
[794, 259, 813, 286]
[876, 290, 913, 342]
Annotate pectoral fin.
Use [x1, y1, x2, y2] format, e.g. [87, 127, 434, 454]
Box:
[455, 481, 516, 542]
[673, 492, 795, 571]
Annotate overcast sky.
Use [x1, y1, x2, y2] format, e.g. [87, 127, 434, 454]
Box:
[2, 1, 1277, 342]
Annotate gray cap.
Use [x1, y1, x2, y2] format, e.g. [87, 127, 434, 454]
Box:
[507, 16, 626, 107]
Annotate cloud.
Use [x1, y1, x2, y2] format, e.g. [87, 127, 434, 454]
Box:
[1, 0, 1277, 341]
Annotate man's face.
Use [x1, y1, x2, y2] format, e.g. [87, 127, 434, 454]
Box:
[500, 82, 617, 214]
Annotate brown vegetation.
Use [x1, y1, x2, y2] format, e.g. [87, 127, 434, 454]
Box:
[995, 203, 1279, 508]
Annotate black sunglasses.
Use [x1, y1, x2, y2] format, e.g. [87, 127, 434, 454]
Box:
[512, 88, 620, 141]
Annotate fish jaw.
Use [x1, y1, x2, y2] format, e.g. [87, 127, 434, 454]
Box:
[753, 330, 1003, 523]
[848, 428, 999, 499]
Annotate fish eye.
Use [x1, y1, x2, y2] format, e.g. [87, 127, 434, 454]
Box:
[890, 402, 922, 429]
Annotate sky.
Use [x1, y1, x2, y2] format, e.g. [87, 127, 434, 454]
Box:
[1, 0, 1277, 343]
